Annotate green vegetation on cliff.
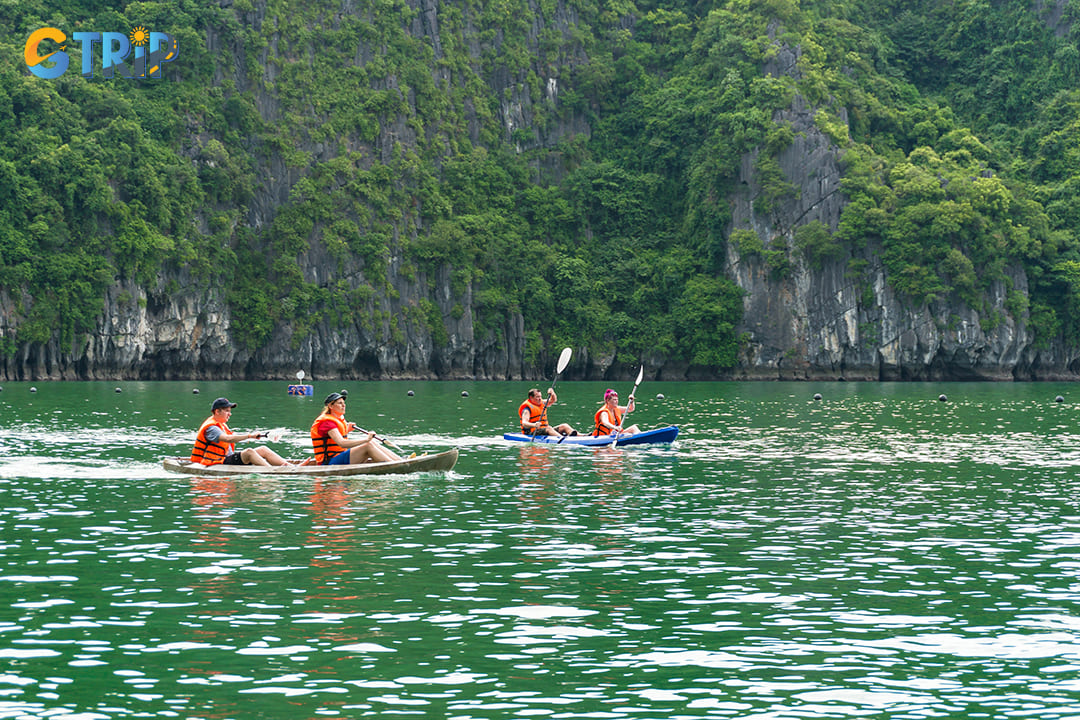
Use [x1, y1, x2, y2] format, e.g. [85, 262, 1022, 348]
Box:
[3, 0, 1080, 373]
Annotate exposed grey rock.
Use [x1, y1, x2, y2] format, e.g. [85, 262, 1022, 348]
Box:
[725, 40, 1061, 382]
[2, 8, 1078, 382]
[1037, 0, 1072, 37]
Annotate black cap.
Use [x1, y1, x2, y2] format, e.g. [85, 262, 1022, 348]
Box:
[212, 397, 237, 410]
[324, 392, 344, 405]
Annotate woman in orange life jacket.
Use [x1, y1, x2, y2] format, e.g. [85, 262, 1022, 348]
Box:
[310, 391, 402, 465]
[592, 388, 641, 437]
[519, 387, 578, 437]
[190, 397, 292, 466]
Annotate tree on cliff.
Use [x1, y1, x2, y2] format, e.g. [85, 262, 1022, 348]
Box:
[1, 0, 1079, 378]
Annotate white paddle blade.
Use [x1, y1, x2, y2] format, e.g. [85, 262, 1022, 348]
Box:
[268, 428, 285, 443]
[556, 347, 573, 374]
[635, 365, 644, 385]
[296, 370, 305, 380]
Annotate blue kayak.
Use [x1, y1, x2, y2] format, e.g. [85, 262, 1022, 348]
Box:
[503, 426, 679, 446]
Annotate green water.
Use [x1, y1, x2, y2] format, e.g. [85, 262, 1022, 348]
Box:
[2, 380, 1080, 718]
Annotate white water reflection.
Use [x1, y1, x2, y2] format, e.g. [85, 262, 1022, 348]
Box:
[692, 429, 1080, 469]
[5, 382, 1080, 719]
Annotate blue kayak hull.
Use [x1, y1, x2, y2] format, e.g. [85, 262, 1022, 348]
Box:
[503, 426, 679, 446]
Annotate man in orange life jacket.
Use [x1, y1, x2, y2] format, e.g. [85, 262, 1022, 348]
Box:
[190, 397, 291, 467]
[519, 387, 578, 437]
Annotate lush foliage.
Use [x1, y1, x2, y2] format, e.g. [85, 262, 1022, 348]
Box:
[4, 0, 1080, 371]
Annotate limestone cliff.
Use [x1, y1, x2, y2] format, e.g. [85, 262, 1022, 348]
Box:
[723, 38, 1079, 381]
[2, 2, 1078, 382]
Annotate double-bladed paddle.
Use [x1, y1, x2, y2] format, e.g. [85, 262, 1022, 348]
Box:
[532, 347, 572, 440]
[611, 365, 645, 448]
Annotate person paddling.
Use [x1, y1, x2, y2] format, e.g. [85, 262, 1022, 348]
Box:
[190, 397, 292, 467]
[592, 388, 641, 437]
[519, 387, 578, 437]
[310, 392, 402, 465]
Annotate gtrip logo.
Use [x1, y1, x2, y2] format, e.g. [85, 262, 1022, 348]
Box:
[25, 26, 179, 79]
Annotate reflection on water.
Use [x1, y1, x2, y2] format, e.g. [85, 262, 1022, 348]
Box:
[3, 381, 1080, 717]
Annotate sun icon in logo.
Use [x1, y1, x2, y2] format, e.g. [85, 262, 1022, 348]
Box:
[129, 26, 149, 46]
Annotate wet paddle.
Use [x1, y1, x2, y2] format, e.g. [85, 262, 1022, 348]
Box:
[253, 427, 286, 442]
[611, 365, 645, 448]
[353, 425, 406, 454]
[532, 347, 572, 440]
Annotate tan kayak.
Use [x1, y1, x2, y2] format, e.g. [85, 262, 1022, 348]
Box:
[162, 448, 458, 476]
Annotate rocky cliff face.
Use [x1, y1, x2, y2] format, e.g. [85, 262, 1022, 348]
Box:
[724, 38, 1079, 381]
[0, 264, 526, 382]
[2, 0, 544, 383]
[2, 4, 1078, 382]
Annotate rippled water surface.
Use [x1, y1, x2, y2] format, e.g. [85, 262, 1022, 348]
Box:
[3, 380, 1080, 718]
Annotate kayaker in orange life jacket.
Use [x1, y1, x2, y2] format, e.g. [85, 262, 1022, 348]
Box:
[190, 397, 292, 467]
[519, 387, 578, 437]
[310, 391, 402, 465]
[592, 388, 641, 437]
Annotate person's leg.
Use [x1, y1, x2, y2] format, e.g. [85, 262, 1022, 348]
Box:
[375, 440, 403, 461]
[369, 441, 401, 461]
[349, 441, 400, 463]
[253, 446, 290, 466]
[240, 447, 270, 466]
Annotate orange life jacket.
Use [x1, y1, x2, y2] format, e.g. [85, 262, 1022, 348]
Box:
[310, 412, 348, 464]
[518, 398, 549, 432]
[593, 405, 622, 436]
[191, 417, 233, 465]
